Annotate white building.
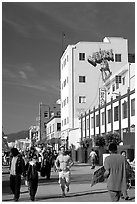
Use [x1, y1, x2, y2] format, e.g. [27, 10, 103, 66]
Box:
[14, 138, 31, 150]
[81, 63, 135, 143]
[60, 37, 131, 149]
[29, 125, 40, 144]
[46, 114, 61, 151]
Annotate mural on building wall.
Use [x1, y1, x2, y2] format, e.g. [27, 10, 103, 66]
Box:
[88, 49, 114, 82]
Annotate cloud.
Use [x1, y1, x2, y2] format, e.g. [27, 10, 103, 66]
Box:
[2, 2, 99, 42]
[2, 68, 17, 79]
[19, 71, 27, 79]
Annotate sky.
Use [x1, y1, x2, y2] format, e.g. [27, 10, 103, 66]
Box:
[2, 1, 135, 134]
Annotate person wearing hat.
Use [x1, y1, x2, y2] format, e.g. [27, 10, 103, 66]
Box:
[55, 145, 74, 197]
[25, 154, 41, 201]
[9, 148, 26, 201]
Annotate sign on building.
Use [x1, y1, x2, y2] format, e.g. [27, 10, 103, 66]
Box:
[99, 88, 106, 106]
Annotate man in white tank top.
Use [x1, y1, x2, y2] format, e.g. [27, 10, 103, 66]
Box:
[55, 146, 74, 197]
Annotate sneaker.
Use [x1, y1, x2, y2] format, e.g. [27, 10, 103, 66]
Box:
[125, 196, 129, 200]
[14, 196, 19, 202]
[14, 198, 19, 202]
[30, 196, 35, 201]
[66, 186, 69, 192]
[62, 191, 66, 197]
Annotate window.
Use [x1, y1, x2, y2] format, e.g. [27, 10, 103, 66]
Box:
[79, 53, 85, 61]
[83, 120, 85, 130]
[52, 124, 54, 132]
[112, 84, 115, 92]
[87, 119, 89, 129]
[67, 77, 68, 83]
[67, 97, 69, 103]
[62, 120, 63, 126]
[122, 77, 125, 85]
[96, 115, 99, 127]
[64, 99, 66, 107]
[122, 101, 127, 119]
[64, 79, 66, 87]
[115, 54, 121, 62]
[91, 117, 94, 128]
[67, 117, 69, 123]
[79, 76, 86, 83]
[131, 98, 135, 116]
[116, 82, 119, 89]
[79, 96, 86, 103]
[102, 112, 105, 125]
[114, 106, 119, 121]
[57, 123, 61, 131]
[108, 109, 111, 124]
[64, 118, 66, 125]
[44, 111, 49, 118]
[44, 123, 47, 129]
[108, 87, 110, 95]
[67, 55, 68, 62]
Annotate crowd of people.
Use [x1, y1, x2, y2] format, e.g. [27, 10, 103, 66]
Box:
[8, 144, 73, 201]
[5, 142, 135, 202]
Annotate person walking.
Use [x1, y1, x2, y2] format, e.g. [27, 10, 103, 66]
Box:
[42, 148, 53, 180]
[104, 143, 127, 202]
[55, 145, 74, 197]
[88, 149, 97, 169]
[120, 150, 131, 200]
[25, 154, 41, 201]
[9, 148, 26, 201]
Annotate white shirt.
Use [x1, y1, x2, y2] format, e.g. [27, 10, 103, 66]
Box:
[10, 156, 18, 175]
[89, 151, 97, 158]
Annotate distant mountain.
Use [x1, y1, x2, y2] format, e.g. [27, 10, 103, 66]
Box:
[7, 130, 29, 142]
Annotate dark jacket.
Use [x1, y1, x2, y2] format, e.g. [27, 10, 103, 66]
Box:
[26, 161, 41, 181]
[10, 154, 26, 177]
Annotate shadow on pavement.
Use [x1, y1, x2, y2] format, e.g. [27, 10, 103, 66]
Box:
[38, 177, 58, 185]
[35, 189, 108, 201]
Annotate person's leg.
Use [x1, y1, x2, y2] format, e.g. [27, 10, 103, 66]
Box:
[10, 175, 15, 195]
[29, 179, 38, 201]
[46, 165, 51, 179]
[121, 190, 129, 200]
[109, 190, 121, 202]
[29, 180, 34, 201]
[14, 175, 21, 201]
[59, 172, 66, 197]
[65, 171, 71, 192]
[91, 159, 94, 169]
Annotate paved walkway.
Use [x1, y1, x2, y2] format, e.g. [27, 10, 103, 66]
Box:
[2, 164, 135, 202]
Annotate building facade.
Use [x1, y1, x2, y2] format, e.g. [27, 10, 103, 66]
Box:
[60, 37, 129, 148]
[80, 63, 135, 144]
[38, 103, 51, 140]
[46, 114, 61, 151]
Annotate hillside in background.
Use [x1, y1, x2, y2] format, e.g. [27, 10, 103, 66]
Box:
[7, 130, 29, 142]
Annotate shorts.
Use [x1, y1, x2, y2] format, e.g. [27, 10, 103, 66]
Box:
[58, 170, 71, 186]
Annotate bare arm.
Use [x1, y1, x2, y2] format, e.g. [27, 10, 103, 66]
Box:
[68, 157, 74, 168]
[104, 170, 110, 178]
[55, 157, 60, 170]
